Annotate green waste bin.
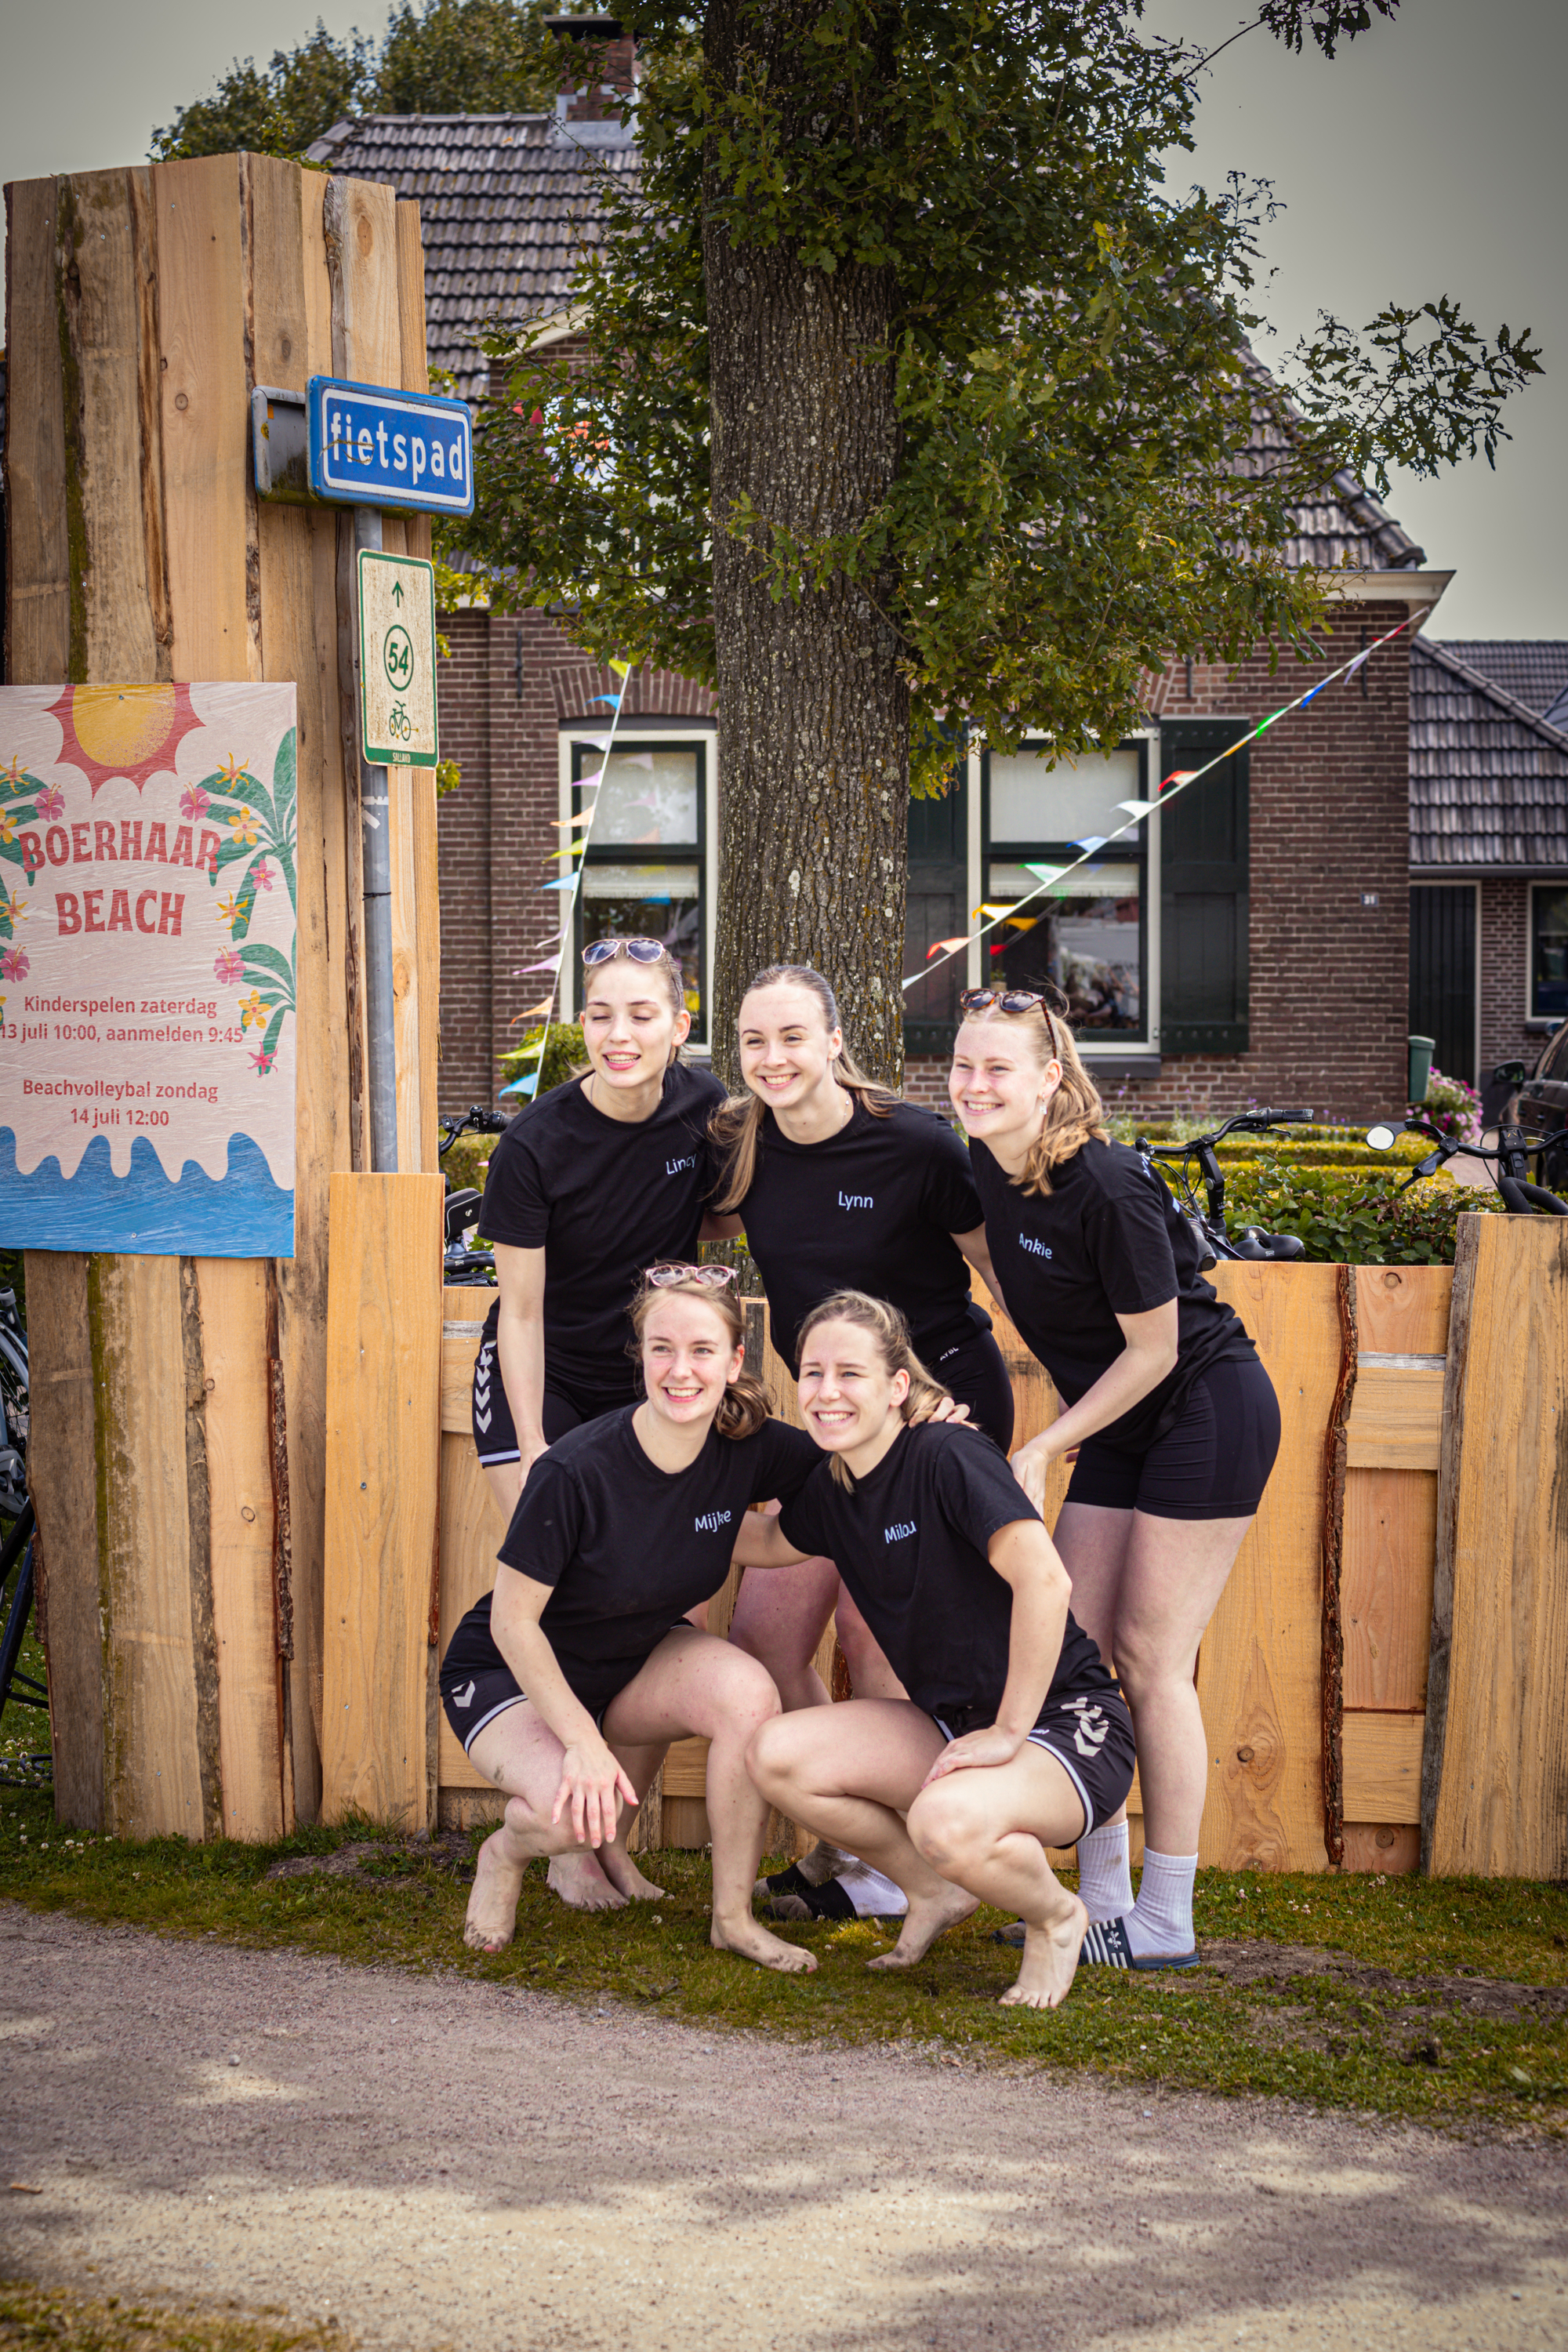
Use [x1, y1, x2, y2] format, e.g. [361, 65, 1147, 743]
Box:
[1408, 1034, 1436, 1105]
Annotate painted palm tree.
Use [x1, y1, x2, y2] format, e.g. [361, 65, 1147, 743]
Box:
[198, 728, 298, 1076]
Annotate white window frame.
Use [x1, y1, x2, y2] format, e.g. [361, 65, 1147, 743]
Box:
[966, 728, 1161, 1060]
[556, 722, 720, 1053]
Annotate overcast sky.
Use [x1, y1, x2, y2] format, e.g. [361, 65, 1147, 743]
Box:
[3, 0, 1562, 640]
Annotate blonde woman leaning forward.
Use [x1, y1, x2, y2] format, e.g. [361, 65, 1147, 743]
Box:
[737, 1292, 1134, 2011]
[950, 989, 1280, 1970]
[470, 939, 728, 1907]
[441, 1265, 820, 1974]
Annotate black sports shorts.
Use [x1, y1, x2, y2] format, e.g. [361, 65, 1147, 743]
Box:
[927, 1324, 1015, 1451]
[1065, 1355, 1281, 1522]
[471, 1331, 632, 1465]
[439, 1595, 619, 1753]
[931, 1684, 1135, 1838]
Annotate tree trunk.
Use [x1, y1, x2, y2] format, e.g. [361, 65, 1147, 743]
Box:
[702, 0, 907, 1090]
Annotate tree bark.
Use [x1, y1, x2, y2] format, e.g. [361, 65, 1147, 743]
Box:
[702, 0, 908, 1089]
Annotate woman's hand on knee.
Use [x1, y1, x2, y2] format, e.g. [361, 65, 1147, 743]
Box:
[920, 1723, 1024, 1787]
[552, 1740, 638, 1849]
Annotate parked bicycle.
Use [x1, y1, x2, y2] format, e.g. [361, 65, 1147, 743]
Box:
[1367, 1110, 1568, 1216]
[440, 1104, 510, 1286]
[0, 1284, 49, 1786]
[1135, 1110, 1315, 1269]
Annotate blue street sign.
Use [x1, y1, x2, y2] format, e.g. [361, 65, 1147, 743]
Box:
[307, 376, 475, 516]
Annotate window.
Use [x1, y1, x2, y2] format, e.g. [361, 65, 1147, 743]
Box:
[566, 738, 712, 1040]
[903, 753, 971, 1058]
[980, 742, 1150, 1041]
[1531, 884, 1568, 1023]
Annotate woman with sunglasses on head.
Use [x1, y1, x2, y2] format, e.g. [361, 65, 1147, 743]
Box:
[738, 1290, 1134, 2011]
[470, 937, 727, 1907]
[443, 1262, 819, 1970]
[710, 962, 1012, 1919]
[949, 987, 1279, 1971]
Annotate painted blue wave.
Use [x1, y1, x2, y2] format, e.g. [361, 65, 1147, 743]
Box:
[0, 1129, 294, 1258]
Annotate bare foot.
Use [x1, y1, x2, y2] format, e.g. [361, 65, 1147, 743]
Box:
[547, 1850, 627, 1911]
[999, 1893, 1088, 2010]
[598, 1847, 666, 1903]
[463, 1830, 528, 1953]
[867, 1880, 978, 1969]
[710, 1915, 819, 1974]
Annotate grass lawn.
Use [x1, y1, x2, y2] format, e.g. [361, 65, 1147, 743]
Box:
[2, 1783, 1566, 2137]
[0, 2278, 351, 2352]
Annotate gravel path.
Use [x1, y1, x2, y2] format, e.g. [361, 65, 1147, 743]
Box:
[2, 1903, 1566, 2351]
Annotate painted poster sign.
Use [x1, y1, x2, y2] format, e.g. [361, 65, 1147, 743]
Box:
[0, 683, 299, 1258]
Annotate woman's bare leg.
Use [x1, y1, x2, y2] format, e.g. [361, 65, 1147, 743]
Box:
[1111, 1509, 1254, 1858]
[748, 1700, 979, 1964]
[605, 1628, 815, 1974]
[462, 1701, 658, 1951]
[477, 1454, 624, 1912]
[832, 1581, 906, 1702]
[726, 1550, 840, 1710]
[907, 1749, 1088, 2009]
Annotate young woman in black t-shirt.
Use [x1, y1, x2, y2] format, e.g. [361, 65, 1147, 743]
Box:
[714, 965, 1011, 1719]
[472, 943, 727, 1520]
[736, 1291, 1134, 2011]
[949, 993, 1281, 1971]
[441, 1267, 819, 1973]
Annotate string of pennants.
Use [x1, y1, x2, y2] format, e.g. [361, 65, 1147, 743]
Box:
[501, 655, 637, 1096]
[903, 613, 1414, 993]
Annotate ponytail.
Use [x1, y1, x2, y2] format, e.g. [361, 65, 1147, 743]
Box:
[710, 964, 897, 1213]
[794, 1290, 951, 1488]
[628, 1271, 772, 1441]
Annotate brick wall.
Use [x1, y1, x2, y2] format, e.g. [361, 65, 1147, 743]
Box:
[1480, 877, 1537, 1073]
[435, 600, 1411, 1124]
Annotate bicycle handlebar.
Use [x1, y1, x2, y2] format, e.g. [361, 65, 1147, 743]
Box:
[1138, 1107, 1316, 1160]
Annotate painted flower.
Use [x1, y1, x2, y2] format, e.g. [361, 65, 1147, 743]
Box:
[0, 813, 14, 846]
[230, 807, 260, 847]
[251, 859, 273, 892]
[214, 949, 244, 985]
[36, 786, 64, 823]
[180, 786, 211, 822]
[1, 949, 28, 982]
[1, 892, 28, 927]
[249, 1045, 274, 1076]
[238, 989, 265, 1031]
[216, 894, 241, 931]
[218, 757, 249, 788]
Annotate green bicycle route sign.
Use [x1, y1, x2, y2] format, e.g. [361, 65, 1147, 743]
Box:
[357, 550, 438, 769]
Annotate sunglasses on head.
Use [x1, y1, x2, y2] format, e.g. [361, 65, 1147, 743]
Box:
[583, 937, 669, 967]
[643, 1261, 739, 1290]
[960, 987, 1053, 1018]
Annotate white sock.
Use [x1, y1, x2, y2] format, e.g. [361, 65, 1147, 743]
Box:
[1075, 1820, 1133, 1925]
[1125, 1848, 1198, 1958]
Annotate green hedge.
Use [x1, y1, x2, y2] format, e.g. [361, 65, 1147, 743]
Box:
[441, 1134, 499, 1199]
[1221, 1158, 1505, 1265]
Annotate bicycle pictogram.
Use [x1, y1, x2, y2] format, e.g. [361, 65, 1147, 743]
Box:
[387, 702, 413, 742]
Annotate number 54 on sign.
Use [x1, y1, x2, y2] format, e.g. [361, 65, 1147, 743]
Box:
[357, 550, 438, 769]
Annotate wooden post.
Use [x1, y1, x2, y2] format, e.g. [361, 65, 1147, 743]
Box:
[1424, 1214, 1568, 1878]
[5, 156, 438, 1837]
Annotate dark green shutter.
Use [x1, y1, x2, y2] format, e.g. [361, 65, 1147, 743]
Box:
[1160, 722, 1250, 1055]
[903, 747, 968, 1058]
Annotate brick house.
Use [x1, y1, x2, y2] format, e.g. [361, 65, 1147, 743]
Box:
[310, 96, 1455, 1128]
[1408, 640, 1568, 1114]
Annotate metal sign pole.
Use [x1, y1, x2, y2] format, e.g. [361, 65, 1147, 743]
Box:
[350, 504, 399, 1174]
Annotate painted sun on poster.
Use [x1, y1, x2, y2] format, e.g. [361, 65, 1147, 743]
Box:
[0, 682, 299, 1258]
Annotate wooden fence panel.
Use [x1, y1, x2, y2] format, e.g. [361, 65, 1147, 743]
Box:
[1196, 1264, 1340, 1873]
[198, 1258, 285, 1840]
[322, 1173, 442, 1826]
[1425, 1214, 1568, 1878]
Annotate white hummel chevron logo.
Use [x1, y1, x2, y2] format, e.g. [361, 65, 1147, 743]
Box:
[474, 1409, 492, 1432]
[453, 1680, 476, 1708]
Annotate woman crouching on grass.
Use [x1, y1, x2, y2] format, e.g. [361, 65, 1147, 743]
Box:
[737, 1293, 1134, 2010]
[440, 1265, 821, 1974]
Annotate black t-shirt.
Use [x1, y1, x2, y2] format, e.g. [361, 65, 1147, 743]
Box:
[733, 1099, 989, 1376]
[477, 1062, 726, 1398]
[483, 1409, 822, 1714]
[970, 1134, 1256, 1451]
[779, 1421, 1113, 1721]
